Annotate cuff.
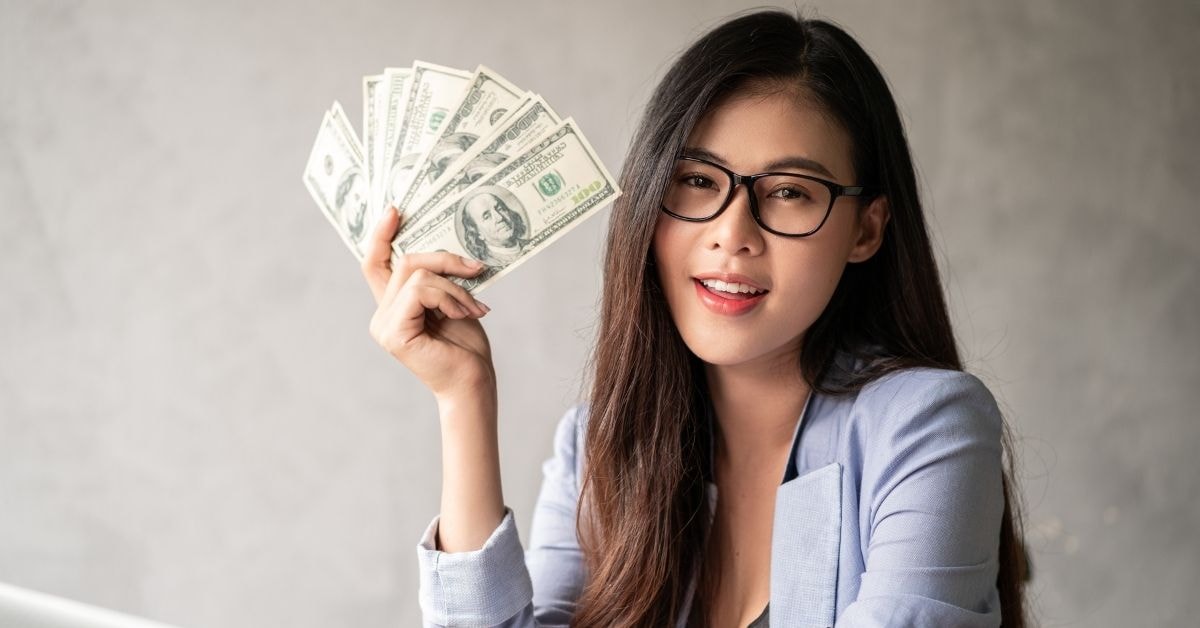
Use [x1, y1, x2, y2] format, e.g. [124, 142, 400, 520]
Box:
[417, 507, 534, 626]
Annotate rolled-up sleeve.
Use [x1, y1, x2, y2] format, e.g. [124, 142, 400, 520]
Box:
[415, 404, 586, 627]
[838, 371, 1006, 627]
[417, 507, 534, 626]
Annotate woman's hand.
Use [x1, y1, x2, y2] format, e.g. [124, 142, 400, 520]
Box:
[362, 207, 494, 401]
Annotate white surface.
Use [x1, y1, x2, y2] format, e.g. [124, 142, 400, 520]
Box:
[0, 582, 181, 628]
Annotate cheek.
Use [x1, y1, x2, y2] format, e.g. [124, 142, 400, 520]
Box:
[651, 212, 671, 248]
[771, 255, 845, 322]
[763, 238, 853, 341]
[651, 216, 682, 281]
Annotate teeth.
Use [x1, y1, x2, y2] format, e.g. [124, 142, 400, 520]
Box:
[699, 278, 765, 295]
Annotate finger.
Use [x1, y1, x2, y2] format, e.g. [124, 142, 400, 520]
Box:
[361, 206, 401, 302]
[400, 268, 488, 317]
[389, 283, 476, 345]
[382, 251, 488, 306]
[436, 296, 470, 319]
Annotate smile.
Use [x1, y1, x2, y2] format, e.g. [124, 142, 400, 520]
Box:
[698, 278, 766, 295]
[693, 278, 768, 316]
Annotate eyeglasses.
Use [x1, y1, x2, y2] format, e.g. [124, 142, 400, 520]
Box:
[660, 156, 873, 237]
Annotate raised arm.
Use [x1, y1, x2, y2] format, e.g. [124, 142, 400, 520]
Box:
[361, 210, 587, 625]
[362, 206, 504, 553]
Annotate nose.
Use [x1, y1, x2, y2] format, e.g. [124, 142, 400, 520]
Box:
[706, 183, 764, 255]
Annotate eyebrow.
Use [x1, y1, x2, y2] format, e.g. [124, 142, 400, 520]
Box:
[681, 146, 837, 180]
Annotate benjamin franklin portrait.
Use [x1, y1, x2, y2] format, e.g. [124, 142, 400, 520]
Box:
[386, 152, 420, 211]
[460, 151, 507, 186]
[427, 132, 478, 183]
[335, 166, 368, 242]
[455, 187, 530, 268]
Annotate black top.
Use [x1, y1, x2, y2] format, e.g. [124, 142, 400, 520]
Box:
[747, 603, 769, 627]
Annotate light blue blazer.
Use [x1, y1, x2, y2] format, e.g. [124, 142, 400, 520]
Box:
[415, 362, 1006, 627]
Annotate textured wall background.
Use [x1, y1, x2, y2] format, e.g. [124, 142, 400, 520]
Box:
[1, 1, 1196, 626]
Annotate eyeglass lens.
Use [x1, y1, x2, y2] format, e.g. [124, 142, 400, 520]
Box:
[663, 159, 832, 235]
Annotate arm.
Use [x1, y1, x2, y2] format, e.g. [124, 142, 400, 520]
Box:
[356, 208, 534, 625]
[361, 206, 503, 553]
[837, 371, 1007, 627]
[361, 209, 587, 625]
[416, 405, 587, 627]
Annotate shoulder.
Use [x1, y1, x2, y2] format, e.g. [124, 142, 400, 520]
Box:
[557, 401, 588, 441]
[543, 402, 589, 486]
[856, 367, 998, 411]
[848, 367, 1003, 455]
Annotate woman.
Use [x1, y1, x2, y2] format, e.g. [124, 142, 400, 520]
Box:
[361, 9, 1029, 627]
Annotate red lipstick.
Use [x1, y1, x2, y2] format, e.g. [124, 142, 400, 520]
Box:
[692, 278, 767, 316]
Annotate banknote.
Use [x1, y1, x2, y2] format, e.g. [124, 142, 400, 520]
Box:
[362, 73, 384, 214]
[391, 119, 621, 294]
[381, 61, 471, 217]
[303, 102, 368, 261]
[374, 67, 412, 226]
[305, 61, 621, 295]
[398, 94, 561, 234]
[393, 66, 527, 214]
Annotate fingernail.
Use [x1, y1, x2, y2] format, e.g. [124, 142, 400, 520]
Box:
[465, 258, 484, 269]
[476, 301, 491, 313]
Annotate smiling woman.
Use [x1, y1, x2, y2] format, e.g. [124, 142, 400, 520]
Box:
[359, 7, 1029, 628]
[653, 89, 888, 362]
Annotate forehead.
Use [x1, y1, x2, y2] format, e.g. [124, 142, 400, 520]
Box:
[685, 89, 855, 181]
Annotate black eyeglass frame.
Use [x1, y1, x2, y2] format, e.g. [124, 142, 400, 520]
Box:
[661, 156, 875, 238]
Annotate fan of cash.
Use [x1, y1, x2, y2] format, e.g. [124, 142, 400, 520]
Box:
[302, 62, 622, 293]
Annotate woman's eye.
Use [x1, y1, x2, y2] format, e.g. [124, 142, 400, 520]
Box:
[680, 174, 716, 189]
[770, 186, 811, 200]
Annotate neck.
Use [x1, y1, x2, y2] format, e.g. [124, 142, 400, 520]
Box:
[705, 350, 811, 478]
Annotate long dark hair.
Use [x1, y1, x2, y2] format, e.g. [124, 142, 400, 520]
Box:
[576, 9, 1028, 627]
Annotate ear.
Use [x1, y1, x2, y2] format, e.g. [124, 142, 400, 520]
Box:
[847, 194, 890, 263]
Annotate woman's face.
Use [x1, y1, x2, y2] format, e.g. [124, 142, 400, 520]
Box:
[652, 89, 888, 369]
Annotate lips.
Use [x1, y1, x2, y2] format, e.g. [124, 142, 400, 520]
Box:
[693, 278, 767, 316]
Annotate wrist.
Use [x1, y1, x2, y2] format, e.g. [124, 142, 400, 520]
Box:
[434, 368, 497, 416]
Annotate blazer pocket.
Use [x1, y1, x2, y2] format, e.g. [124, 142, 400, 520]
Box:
[771, 461, 842, 628]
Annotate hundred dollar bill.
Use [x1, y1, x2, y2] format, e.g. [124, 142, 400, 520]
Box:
[363, 73, 384, 215]
[398, 94, 561, 234]
[381, 61, 470, 216]
[374, 67, 412, 226]
[394, 66, 526, 213]
[392, 118, 620, 294]
[303, 103, 368, 261]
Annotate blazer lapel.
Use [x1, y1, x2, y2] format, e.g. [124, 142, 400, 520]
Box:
[770, 461, 842, 628]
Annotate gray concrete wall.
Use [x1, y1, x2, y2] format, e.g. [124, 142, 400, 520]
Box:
[1, 1, 1195, 626]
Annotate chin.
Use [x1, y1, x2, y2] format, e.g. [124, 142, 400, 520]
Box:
[673, 315, 807, 370]
[689, 348, 763, 368]
[677, 329, 772, 368]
